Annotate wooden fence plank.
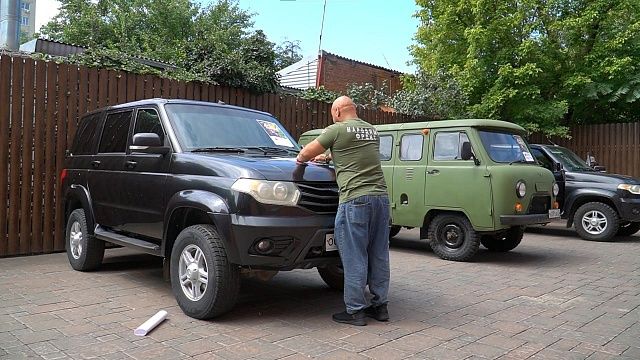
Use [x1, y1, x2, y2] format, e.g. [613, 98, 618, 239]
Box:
[154, 77, 163, 98]
[87, 68, 99, 111]
[126, 72, 137, 102]
[54, 63, 70, 251]
[43, 61, 57, 252]
[98, 69, 108, 109]
[78, 66, 88, 117]
[117, 71, 127, 104]
[108, 70, 117, 106]
[0, 56, 12, 256]
[20, 58, 35, 254]
[8, 57, 24, 255]
[144, 75, 154, 98]
[136, 74, 145, 100]
[32, 60, 46, 254]
[67, 65, 79, 144]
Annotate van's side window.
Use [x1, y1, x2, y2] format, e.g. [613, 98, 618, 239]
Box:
[134, 109, 164, 142]
[400, 134, 423, 161]
[71, 113, 101, 155]
[434, 131, 472, 161]
[98, 111, 133, 153]
[379, 135, 393, 161]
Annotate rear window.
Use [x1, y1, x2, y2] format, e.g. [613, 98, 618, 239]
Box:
[71, 113, 101, 155]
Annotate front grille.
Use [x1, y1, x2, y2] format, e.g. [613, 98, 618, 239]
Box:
[296, 182, 339, 214]
[529, 195, 551, 214]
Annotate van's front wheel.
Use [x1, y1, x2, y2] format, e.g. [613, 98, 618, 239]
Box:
[481, 226, 524, 252]
[428, 214, 479, 261]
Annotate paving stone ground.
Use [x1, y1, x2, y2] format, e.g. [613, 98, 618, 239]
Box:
[1, 223, 639, 359]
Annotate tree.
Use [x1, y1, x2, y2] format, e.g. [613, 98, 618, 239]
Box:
[275, 40, 303, 69]
[389, 71, 467, 119]
[412, 0, 640, 136]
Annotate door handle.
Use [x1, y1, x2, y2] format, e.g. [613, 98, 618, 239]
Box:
[125, 160, 137, 169]
[91, 160, 101, 169]
[427, 169, 439, 175]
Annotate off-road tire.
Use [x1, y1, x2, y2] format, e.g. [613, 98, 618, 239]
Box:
[389, 225, 401, 239]
[617, 222, 640, 237]
[427, 214, 480, 261]
[481, 226, 524, 252]
[573, 202, 619, 242]
[317, 264, 344, 290]
[66, 209, 104, 271]
[170, 225, 240, 319]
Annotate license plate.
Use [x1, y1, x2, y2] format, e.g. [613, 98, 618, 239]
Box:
[548, 209, 561, 218]
[325, 233, 337, 252]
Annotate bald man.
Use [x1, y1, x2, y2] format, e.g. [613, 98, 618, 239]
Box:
[296, 96, 390, 326]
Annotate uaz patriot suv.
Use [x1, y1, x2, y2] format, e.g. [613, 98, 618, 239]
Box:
[62, 99, 342, 319]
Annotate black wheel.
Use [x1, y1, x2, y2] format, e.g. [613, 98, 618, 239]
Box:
[617, 222, 640, 237]
[427, 214, 479, 261]
[65, 209, 104, 271]
[389, 225, 401, 239]
[573, 202, 619, 242]
[481, 226, 524, 252]
[170, 225, 240, 319]
[317, 264, 344, 290]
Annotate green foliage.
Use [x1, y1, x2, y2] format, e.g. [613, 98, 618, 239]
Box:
[346, 82, 390, 109]
[412, 0, 640, 135]
[389, 71, 468, 118]
[297, 86, 341, 103]
[275, 40, 303, 69]
[39, 0, 284, 93]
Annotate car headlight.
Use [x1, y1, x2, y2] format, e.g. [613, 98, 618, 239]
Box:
[552, 182, 560, 196]
[516, 181, 526, 198]
[231, 179, 301, 206]
[618, 184, 640, 195]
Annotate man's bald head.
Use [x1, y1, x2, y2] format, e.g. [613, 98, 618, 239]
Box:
[331, 96, 358, 123]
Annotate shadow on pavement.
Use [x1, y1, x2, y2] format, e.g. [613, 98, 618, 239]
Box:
[526, 225, 640, 243]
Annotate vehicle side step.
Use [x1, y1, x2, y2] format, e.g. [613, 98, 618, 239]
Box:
[94, 226, 162, 256]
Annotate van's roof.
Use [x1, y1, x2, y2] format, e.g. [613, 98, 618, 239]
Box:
[299, 119, 526, 137]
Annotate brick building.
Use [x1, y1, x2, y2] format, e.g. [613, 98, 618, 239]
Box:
[278, 50, 403, 96]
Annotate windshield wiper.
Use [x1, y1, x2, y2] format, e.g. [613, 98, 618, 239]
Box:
[243, 146, 298, 155]
[191, 146, 246, 153]
[508, 159, 530, 165]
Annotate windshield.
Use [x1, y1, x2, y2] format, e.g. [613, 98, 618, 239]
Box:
[547, 146, 593, 171]
[478, 130, 536, 164]
[165, 104, 299, 152]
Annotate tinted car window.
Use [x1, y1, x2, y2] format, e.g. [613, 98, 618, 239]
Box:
[379, 135, 393, 161]
[98, 111, 132, 153]
[531, 148, 554, 171]
[134, 109, 164, 142]
[400, 134, 423, 161]
[71, 113, 101, 155]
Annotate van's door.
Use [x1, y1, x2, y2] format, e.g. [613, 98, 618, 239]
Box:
[378, 132, 395, 202]
[390, 131, 429, 227]
[425, 130, 493, 229]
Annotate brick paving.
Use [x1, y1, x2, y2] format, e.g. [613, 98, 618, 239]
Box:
[1, 223, 639, 359]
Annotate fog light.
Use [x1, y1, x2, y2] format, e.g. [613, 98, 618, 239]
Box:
[255, 239, 274, 254]
[515, 202, 524, 212]
[553, 201, 560, 209]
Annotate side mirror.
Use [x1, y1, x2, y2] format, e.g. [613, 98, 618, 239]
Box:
[130, 133, 169, 154]
[555, 162, 563, 172]
[461, 141, 480, 166]
[593, 165, 606, 172]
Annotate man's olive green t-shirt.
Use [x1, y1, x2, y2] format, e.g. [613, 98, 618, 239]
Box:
[316, 118, 387, 203]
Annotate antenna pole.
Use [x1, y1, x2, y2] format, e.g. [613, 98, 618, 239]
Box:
[318, 0, 327, 54]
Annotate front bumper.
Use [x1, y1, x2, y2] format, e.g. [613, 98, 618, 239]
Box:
[500, 213, 553, 226]
[211, 212, 340, 270]
[618, 197, 640, 222]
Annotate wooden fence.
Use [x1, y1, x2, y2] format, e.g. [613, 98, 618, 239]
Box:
[529, 123, 640, 178]
[0, 54, 416, 257]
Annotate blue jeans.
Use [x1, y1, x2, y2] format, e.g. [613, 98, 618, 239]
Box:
[335, 194, 390, 314]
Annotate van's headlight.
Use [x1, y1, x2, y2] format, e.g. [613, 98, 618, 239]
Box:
[516, 181, 527, 198]
[232, 179, 301, 206]
[618, 184, 640, 195]
[552, 182, 560, 196]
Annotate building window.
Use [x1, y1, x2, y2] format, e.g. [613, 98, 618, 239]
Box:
[21, 2, 31, 11]
[21, 17, 29, 26]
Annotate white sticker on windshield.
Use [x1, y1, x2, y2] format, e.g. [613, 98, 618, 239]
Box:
[523, 151, 535, 162]
[256, 120, 294, 148]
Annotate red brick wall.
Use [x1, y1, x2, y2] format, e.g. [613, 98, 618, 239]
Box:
[318, 53, 403, 95]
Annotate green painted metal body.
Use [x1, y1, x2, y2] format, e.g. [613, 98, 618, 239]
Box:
[299, 119, 557, 233]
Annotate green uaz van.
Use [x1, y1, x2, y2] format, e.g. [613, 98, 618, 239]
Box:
[299, 119, 560, 261]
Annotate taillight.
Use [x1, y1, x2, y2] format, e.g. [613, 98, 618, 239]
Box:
[60, 169, 68, 184]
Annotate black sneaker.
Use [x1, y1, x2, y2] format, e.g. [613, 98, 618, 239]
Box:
[332, 310, 366, 326]
[364, 304, 389, 322]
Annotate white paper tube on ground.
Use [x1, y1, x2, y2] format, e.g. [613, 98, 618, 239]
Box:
[134, 310, 168, 336]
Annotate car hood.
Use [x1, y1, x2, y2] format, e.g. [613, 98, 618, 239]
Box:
[173, 153, 337, 182]
[566, 170, 640, 185]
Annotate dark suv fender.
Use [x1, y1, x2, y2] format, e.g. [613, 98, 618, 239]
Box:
[162, 190, 239, 262]
[564, 188, 620, 227]
[64, 185, 97, 235]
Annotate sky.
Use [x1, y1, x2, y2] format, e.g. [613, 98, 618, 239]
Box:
[35, 0, 420, 74]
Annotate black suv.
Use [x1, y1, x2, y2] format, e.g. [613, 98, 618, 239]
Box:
[531, 144, 640, 241]
[62, 99, 342, 319]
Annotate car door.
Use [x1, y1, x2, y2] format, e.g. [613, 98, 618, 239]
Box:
[120, 107, 172, 240]
[88, 109, 133, 230]
[378, 132, 395, 202]
[532, 146, 566, 209]
[391, 132, 428, 227]
[426, 130, 493, 229]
